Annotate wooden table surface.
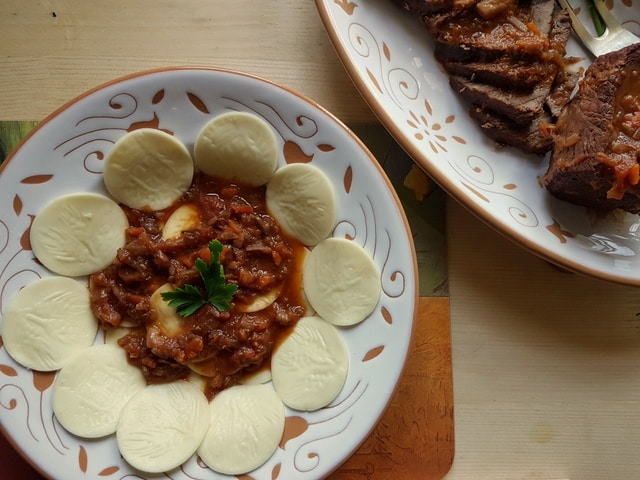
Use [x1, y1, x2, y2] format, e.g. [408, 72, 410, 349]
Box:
[2, 1, 640, 479]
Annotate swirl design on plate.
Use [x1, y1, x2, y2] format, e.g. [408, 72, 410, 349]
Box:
[76, 92, 139, 125]
[0, 70, 414, 480]
[346, 20, 466, 153]
[222, 97, 321, 140]
[347, 22, 419, 108]
[0, 220, 8, 258]
[335, 191, 406, 300]
[262, 109, 320, 140]
[0, 384, 36, 440]
[449, 154, 539, 228]
[54, 95, 140, 173]
[289, 380, 368, 475]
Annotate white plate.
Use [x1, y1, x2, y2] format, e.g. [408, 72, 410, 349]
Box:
[316, 0, 640, 285]
[0, 67, 417, 479]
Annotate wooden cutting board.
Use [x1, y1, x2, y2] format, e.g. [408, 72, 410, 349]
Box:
[331, 296, 454, 479]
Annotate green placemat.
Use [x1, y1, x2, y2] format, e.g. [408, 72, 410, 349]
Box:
[349, 125, 447, 296]
[0, 121, 447, 296]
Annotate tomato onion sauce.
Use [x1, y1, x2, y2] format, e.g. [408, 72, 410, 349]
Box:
[89, 172, 307, 400]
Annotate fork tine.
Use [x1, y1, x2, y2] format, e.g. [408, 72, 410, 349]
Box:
[555, 0, 600, 54]
[556, 0, 639, 57]
[591, 0, 640, 54]
[591, 0, 624, 32]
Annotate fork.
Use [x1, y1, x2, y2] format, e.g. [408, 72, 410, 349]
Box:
[555, 0, 639, 57]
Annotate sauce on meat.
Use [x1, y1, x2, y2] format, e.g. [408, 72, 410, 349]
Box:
[89, 172, 307, 399]
[438, 7, 550, 56]
[600, 67, 640, 199]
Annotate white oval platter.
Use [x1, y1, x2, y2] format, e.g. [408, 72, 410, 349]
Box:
[316, 0, 640, 285]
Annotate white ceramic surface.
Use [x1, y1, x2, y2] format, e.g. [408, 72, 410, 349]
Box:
[316, 0, 640, 285]
[0, 68, 417, 479]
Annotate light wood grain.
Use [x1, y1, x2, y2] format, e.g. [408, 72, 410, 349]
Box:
[9, 0, 640, 477]
[0, 0, 375, 123]
[447, 199, 640, 479]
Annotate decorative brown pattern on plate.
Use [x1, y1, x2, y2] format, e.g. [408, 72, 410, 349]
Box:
[0, 68, 417, 479]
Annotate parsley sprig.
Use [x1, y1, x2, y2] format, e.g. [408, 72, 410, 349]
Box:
[160, 239, 238, 317]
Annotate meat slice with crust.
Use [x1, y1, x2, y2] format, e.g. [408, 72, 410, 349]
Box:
[544, 43, 640, 212]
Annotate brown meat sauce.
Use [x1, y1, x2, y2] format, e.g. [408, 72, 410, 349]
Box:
[438, 7, 549, 55]
[89, 172, 306, 399]
[597, 66, 640, 199]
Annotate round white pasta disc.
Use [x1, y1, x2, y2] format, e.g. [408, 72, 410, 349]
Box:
[198, 384, 285, 475]
[186, 371, 207, 393]
[303, 237, 380, 326]
[265, 163, 336, 246]
[194, 112, 278, 186]
[148, 284, 205, 376]
[236, 247, 312, 315]
[52, 344, 146, 438]
[1, 277, 97, 371]
[104, 326, 135, 345]
[103, 128, 194, 210]
[237, 285, 282, 313]
[30, 192, 128, 277]
[146, 281, 233, 379]
[239, 368, 272, 385]
[187, 357, 219, 378]
[161, 203, 199, 240]
[271, 316, 348, 411]
[117, 381, 209, 473]
[148, 283, 183, 337]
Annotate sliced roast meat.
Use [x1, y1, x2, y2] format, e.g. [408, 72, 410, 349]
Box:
[450, 74, 553, 125]
[439, 6, 572, 91]
[448, 9, 571, 125]
[465, 63, 578, 155]
[390, 0, 456, 16]
[544, 67, 580, 119]
[441, 57, 552, 91]
[544, 43, 640, 212]
[469, 106, 553, 155]
[430, 0, 556, 63]
[390, 0, 582, 159]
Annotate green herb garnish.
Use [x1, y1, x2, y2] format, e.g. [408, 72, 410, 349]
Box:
[160, 239, 238, 317]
